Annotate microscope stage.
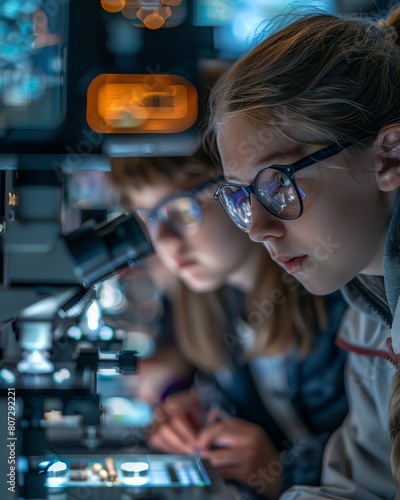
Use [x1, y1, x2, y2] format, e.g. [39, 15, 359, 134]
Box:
[44, 453, 234, 499]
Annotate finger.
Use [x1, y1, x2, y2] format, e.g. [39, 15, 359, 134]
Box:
[196, 421, 227, 450]
[153, 402, 199, 444]
[152, 404, 171, 427]
[149, 406, 198, 453]
[148, 430, 175, 453]
[201, 448, 244, 468]
[150, 423, 195, 454]
[169, 413, 199, 447]
[211, 465, 242, 482]
[197, 427, 244, 451]
[170, 412, 198, 442]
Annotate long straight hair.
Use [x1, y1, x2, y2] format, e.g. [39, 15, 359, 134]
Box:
[174, 247, 327, 374]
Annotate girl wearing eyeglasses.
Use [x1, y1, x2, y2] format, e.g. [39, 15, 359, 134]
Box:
[205, 5, 400, 499]
[109, 148, 348, 499]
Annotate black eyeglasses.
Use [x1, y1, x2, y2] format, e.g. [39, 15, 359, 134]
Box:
[214, 143, 351, 232]
[136, 176, 224, 237]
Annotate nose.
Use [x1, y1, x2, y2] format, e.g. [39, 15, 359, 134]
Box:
[248, 194, 286, 243]
[152, 220, 184, 256]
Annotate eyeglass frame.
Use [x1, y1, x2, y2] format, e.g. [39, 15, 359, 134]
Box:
[214, 142, 352, 223]
[135, 174, 225, 235]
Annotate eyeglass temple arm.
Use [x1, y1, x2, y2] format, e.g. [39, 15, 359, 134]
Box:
[295, 143, 352, 170]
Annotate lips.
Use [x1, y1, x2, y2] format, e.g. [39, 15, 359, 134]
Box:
[174, 257, 197, 269]
[273, 255, 307, 274]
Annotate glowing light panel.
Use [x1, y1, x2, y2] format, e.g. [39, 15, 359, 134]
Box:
[87, 74, 198, 133]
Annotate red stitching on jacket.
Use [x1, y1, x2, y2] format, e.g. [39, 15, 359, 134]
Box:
[336, 337, 399, 367]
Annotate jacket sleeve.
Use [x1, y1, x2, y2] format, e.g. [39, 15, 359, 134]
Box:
[280, 433, 331, 492]
[280, 485, 386, 500]
[289, 292, 348, 437]
[277, 292, 348, 492]
[280, 416, 393, 500]
[281, 308, 397, 500]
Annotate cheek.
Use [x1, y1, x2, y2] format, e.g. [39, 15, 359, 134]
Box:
[200, 207, 247, 249]
[300, 172, 368, 236]
[297, 207, 355, 261]
[150, 242, 177, 272]
[295, 195, 375, 281]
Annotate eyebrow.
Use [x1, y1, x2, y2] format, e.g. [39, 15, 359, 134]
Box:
[224, 146, 310, 184]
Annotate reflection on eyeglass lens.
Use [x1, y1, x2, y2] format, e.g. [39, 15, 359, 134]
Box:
[162, 198, 202, 230]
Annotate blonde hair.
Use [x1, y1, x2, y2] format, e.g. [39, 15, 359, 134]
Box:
[109, 151, 327, 374]
[174, 251, 326, 374]
[205, 5, 400, 495]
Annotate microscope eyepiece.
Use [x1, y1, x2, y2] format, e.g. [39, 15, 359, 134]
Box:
[64, 212, 154, 288]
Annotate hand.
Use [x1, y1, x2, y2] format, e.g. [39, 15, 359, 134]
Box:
[147, 390, 202, 454]
[196, 417, 282, 499]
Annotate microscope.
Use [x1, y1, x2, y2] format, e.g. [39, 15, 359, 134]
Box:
[0, 0, 235, 497]
[0, 162, 156, 498]
[0, 162, 234, 500]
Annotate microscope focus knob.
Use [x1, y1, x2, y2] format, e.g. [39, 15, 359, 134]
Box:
[118, 350, 138, 373]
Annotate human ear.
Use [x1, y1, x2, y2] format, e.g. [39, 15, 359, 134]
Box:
[375, 124, 400, 192]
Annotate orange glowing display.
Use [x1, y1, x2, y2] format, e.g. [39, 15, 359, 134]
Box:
[87, 74, 198, 133]
[100, 0, 126, 13]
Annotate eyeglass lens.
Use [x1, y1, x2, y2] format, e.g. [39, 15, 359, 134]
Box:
[257, 169, 301, 218]
[219, 168, 301, 231]
[138, 197, 203, 237]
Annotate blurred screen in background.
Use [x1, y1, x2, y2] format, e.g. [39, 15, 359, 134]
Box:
[194, 0, 335, 58]
[0, 0, 69, 140]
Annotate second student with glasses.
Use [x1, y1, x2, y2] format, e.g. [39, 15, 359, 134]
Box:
[109, 147, 348, 499]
